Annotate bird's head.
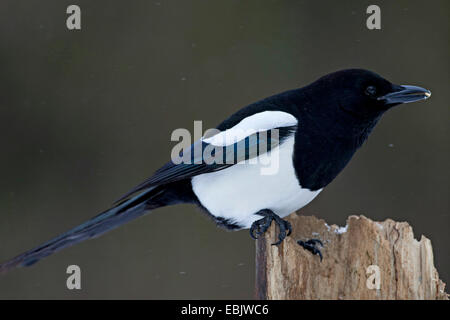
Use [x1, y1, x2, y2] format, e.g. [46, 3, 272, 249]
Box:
[310, 69, 431, 121]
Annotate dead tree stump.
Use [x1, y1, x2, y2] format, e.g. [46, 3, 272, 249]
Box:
[255, 214, 448, 300]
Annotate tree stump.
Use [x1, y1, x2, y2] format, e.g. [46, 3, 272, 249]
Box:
[255, 214, 448, 300]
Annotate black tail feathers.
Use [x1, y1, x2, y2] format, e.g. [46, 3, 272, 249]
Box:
[0, 186, 163, 274]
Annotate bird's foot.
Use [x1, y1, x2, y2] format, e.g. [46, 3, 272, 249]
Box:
[297, 239, 324, 261]
[250, 209, 292, 245]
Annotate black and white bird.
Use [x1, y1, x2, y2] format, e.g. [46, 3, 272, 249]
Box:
[0, 69, 431, 271]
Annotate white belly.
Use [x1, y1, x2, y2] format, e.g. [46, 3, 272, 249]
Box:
[191, 137, 322, 229]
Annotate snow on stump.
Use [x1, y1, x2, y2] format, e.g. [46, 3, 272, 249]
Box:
[255, 214, 448, 300]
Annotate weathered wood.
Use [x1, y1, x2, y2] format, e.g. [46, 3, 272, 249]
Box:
[255, 214, 448, 300]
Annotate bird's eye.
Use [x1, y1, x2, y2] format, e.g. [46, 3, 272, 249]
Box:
[365, 86, 377, 96]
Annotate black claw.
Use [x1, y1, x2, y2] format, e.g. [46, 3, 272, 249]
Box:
[297, 238, 324, 261]
[249, 209, 292, 245]
[250, 214, 272, 240]
[271, 216, 288, 246]
[285, 220, 292, 236]
[305, 239, 323, 247]
[249, 228, 257, 240]
[272, 228, 286, 246]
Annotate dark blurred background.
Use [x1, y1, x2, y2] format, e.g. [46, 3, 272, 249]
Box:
[0, 0, 448, 299]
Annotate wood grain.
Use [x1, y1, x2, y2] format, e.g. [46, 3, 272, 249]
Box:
[255, 214, 448, 300]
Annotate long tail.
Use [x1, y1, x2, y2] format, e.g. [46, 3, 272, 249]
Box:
[0, 186, 164, 274]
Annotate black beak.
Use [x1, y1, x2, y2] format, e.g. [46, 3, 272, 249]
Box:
[378, 85, 431, 104]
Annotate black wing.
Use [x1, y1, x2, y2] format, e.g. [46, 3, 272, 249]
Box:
[115, 125, 297, 203]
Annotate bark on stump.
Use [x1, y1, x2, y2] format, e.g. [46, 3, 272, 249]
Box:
[255, 214, 448, 300]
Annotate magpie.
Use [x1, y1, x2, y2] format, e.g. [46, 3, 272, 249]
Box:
[0, 69, 431, 272]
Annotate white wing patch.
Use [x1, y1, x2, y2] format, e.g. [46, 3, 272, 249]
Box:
[203, 111, 297, 146]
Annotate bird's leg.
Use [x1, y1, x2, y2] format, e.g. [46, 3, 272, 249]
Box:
[250, 209, 292, 245]
[297, 239, 324, 261]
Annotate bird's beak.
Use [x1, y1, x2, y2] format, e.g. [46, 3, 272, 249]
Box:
[378, 85, 431, 104]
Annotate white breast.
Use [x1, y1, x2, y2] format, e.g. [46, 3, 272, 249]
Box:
[191, 136, 322, 229]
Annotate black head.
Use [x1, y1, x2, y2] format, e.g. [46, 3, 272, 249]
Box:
[310, 69, 431, 120]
